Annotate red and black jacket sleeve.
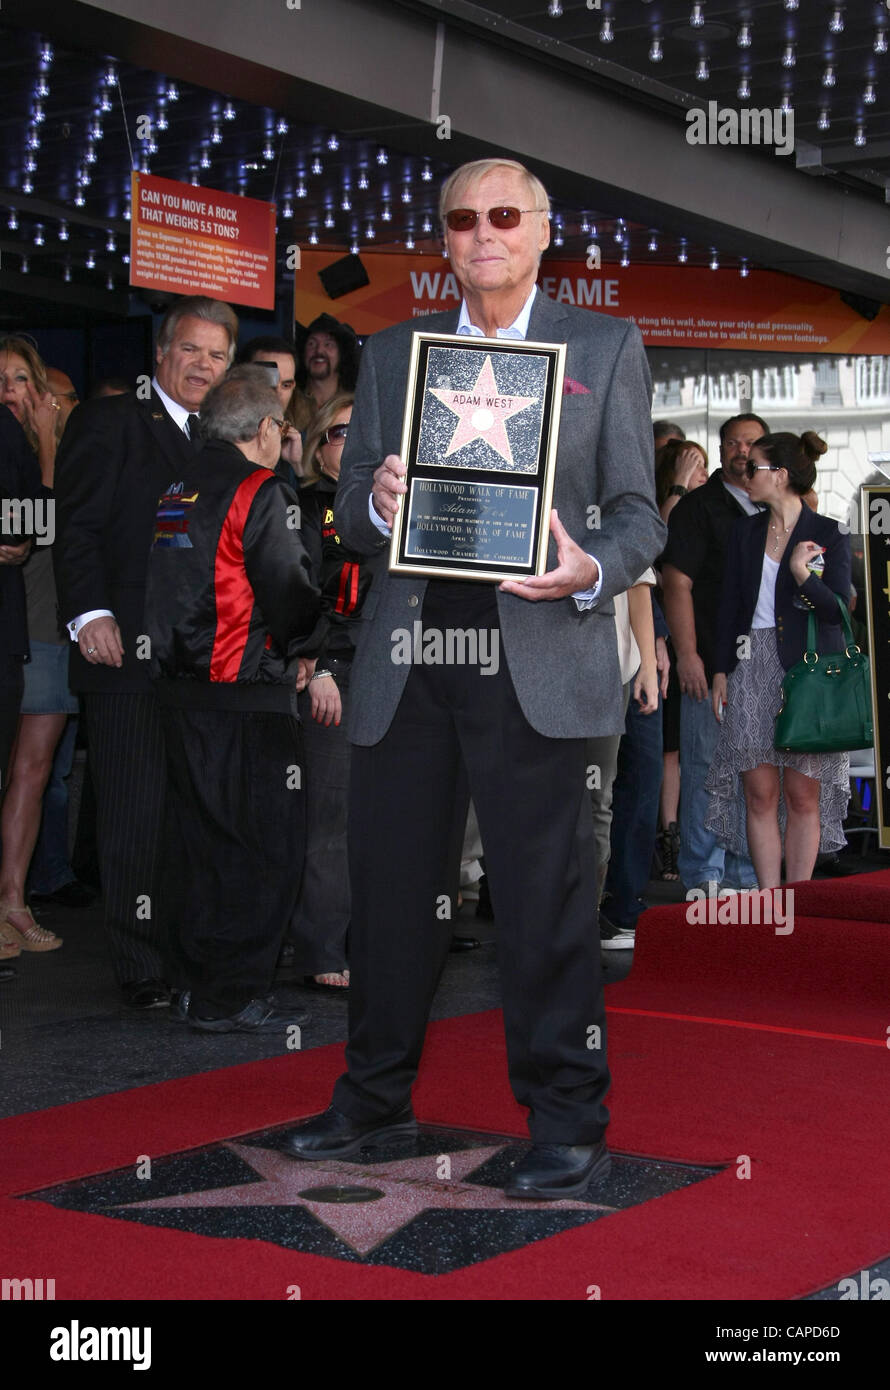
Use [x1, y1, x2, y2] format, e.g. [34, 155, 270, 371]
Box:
[241, 474, 326, 658]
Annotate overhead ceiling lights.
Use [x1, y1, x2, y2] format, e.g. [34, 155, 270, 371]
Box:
[737, 24, 751, 49]
[829, 7, 844, 35]
[649, 37, 663, 62]
[689, 3, 705, 28]
[599, 17, 614, 42]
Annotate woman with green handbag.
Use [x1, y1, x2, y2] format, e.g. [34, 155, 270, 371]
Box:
[704, 431, 851, 889]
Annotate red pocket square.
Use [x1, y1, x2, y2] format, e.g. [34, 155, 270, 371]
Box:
[563, 377, 590, 395]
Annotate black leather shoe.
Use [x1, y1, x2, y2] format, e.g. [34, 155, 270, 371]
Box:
[0, 964, 16, 981]
[188, 996, 309, 1034]
[30, 880, 97, 910]
[504, 1142, 611, 1199]
[449, 934, 481, 952]
[170, 989, 191, 1022]
[121, 978, 171, 1010]
[282, 1104, 418, 1160]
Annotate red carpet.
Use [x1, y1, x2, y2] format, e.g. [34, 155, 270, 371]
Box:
[2, 870, 890, 1299]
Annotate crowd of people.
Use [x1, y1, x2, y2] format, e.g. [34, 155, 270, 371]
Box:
[0, 162, 857, 1172]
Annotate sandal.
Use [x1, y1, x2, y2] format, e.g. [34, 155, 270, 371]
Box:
[658, 823, 680, 882]
[0, 903, 63, 952]
[303, 971, 350, 992]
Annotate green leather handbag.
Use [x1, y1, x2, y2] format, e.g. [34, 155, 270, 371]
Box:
[774, 594, 873, 753]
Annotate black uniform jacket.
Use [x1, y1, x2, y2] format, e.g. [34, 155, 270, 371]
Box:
[144, 439, 324, 711]
[53, 388, 198, 695]
[713, 506, 851, 678]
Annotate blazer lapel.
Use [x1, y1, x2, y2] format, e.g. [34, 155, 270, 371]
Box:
[527, 287, 569, 343]
[139, 389, 196, 468]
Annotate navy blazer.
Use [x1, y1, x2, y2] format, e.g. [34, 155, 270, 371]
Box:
[713, 506, 851, 676]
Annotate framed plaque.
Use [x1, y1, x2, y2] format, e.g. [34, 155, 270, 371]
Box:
[389, 332, 566, 582]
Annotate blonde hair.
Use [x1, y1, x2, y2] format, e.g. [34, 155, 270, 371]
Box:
[0, 334, 50, 452]
[439, 159, 550, 232]
[303, 392, 355, 481]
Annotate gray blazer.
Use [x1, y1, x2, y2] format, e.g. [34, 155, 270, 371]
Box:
[335, 289, 666, 745]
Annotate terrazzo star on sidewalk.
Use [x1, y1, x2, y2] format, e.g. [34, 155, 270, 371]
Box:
[284, 157, 665, 1199]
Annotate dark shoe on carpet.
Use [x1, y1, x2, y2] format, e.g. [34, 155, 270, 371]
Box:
[189, 996, 309, 1034]
[449, 934, 481, 952]
[121, 978, 170, 1010]
[282, 1103, 418, 1161]
[30, 879, 96, 909]
[504, 1141, 611, 1199]
[599, 913, 635, 950]
[170, 989, 191, 1022]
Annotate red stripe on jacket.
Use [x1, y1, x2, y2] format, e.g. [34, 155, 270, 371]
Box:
[335, 562, 360, 617]
[210, 470, 270, 682]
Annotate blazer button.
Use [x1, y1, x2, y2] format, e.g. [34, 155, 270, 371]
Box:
[408, 595, 419, 608]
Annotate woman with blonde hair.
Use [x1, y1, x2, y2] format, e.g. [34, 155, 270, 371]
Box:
[0, 336, 72, 952]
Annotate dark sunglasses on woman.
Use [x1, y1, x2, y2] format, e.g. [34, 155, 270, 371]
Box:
[322, 424, 349, 444]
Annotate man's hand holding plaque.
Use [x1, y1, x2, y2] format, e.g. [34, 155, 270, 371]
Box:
[372, 454, 407, 528]
[499, 509, 600, 602]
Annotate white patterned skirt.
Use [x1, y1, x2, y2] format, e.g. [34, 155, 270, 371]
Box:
[704, 627, 850, 855]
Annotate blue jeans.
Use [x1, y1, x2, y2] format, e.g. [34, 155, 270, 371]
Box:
[603, 692, 663, 931]
[27, 715, 78, 894]
[678, 690, 756, 890]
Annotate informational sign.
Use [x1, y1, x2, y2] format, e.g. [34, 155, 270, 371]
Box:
[294, 250, 890, 354]
[861, 484, 890, 849]
[130, 173, 276, 310]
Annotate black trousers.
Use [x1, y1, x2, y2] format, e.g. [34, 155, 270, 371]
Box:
[160, 704, 305, 1019]
[333, 585, 610, 1144]
[85, 692, 167, 985]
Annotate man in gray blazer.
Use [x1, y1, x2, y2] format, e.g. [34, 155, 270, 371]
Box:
[285, 158, 665, 1198]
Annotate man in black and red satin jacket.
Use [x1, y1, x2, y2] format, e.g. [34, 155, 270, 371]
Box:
[145, 364, 325, 1035]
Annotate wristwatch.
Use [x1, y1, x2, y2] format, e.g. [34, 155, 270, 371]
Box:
[668, 485, 687, 497]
